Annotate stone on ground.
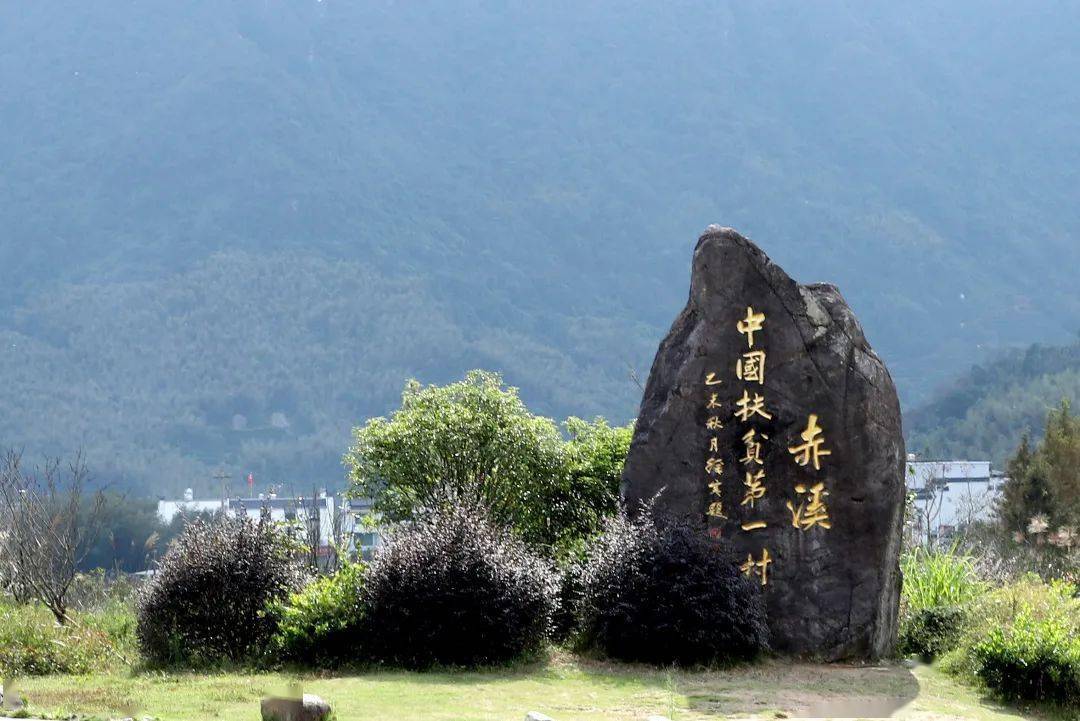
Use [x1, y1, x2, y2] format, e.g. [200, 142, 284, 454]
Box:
[260, 693, 332, 721]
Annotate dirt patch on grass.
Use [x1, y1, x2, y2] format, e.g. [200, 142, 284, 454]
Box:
[676, 661, 919, 718]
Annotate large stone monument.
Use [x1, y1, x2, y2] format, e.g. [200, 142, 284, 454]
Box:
[621, 226, 904, 660]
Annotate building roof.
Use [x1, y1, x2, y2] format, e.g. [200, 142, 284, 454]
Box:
[229, 496, 332, 510]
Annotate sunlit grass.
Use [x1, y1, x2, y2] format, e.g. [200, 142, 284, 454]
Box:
[14, 653, 1033, 721]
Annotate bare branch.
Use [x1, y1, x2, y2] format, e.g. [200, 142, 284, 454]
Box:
[0, 448, 106, 624]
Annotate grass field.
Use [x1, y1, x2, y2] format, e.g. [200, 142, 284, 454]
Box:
[10, 653, 1043, 721]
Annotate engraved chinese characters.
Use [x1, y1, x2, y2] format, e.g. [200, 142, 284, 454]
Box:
[622, 227, 905, 660]
[704, 309, 836, 588]
[704, 307, 773, 584]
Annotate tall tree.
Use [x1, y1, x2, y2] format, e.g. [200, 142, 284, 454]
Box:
[997, 403, 1080, 537]
[1044, 402, 1080, 525]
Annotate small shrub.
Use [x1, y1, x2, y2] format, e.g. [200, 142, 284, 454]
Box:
[941, 576, 1080, 682]
[899, 604, 965, 661]
[0, 599, 130, 675]
[268, 562, 366, 666]
[361, 499, 556, 668]
[971, 614, 1080, 705]
[575, 510, 768, 666]
[136, 513, 302, 666]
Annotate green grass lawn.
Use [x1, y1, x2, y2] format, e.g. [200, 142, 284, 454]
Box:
[11, 653, 1041, 721]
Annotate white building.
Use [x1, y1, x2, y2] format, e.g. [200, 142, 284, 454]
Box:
[905, 458, 1003, 538]
[339, 496, 383, 560]
[228, 492, 337, 548]
[156, 488, 227, 524]
[157, 488, 383, 560]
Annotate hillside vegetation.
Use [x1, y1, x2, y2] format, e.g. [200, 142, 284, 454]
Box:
[1, 1, 1078, 492]
[907, 341, 1080, 465]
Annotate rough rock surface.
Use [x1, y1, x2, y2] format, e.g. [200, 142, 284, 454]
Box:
[261, 694, 332, 721]
[621, 226, 904, 660]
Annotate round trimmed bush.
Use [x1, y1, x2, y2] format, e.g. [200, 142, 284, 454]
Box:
[136, 513, 302, 666]
[575, 511, 768, 666]
[361, 501, 556, 668]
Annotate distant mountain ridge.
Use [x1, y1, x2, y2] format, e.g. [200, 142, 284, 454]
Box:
[1, 1, 1078, 493]
[907, 341, 1080, 466]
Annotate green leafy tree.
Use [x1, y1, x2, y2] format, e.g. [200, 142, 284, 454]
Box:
[345, 371, 632, 552]
[551, 417, 633, 550]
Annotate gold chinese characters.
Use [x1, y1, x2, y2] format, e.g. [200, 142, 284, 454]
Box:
[735, 390, 772, 422]
[737, 306, 766, 349]
[788, 414, 832, 470]
[703, 368, 726, 523]
[699, 303, 839, 592]
[785, 414, 835, 534]
[787, 482, 831, 530]
[740, 548, 771, 586]
[732, 306, 771, 581]
[736, 350, 766, 385]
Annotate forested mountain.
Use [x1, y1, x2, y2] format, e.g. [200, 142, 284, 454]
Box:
[1, 1, 1078, 494]
[907, 341, 1080, 467]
